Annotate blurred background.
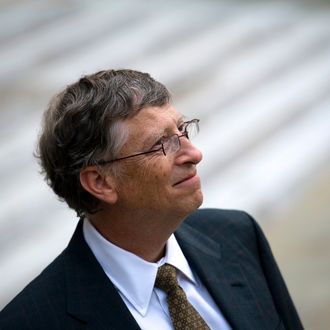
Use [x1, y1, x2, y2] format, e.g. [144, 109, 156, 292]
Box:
[1, 0, 330, 328]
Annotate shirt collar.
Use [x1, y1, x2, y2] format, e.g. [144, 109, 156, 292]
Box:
[164, 233, 197, 286]
[83, 218, 196, 316]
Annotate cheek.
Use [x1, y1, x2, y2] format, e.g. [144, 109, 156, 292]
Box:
[142, 161, 170, 188]
[122, 159, 171, 192]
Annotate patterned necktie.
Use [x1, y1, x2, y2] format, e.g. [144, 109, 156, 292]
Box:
[155, 263, 210, 330]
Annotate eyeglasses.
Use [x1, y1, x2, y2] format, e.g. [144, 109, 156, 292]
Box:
[97, 119, 200, 165]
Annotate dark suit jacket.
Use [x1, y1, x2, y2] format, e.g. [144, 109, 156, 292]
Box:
[0, 209, 303, 329]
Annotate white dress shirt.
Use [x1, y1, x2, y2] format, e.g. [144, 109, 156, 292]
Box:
[83, 219, 231, 330]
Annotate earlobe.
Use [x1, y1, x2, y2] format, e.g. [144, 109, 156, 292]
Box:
[80, 166, 118, 204]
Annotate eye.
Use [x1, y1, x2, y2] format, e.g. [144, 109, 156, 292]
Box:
[178, 122, 187, 134]
[150, 138, 164, 150]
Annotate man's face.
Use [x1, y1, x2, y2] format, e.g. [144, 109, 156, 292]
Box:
[111, 104, 203, 219]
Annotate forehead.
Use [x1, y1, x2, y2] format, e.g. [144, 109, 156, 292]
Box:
[125, 104, 182, 137]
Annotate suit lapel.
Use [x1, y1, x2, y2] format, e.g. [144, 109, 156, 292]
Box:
[63, 221, 141, 330]
[175, 221, 269, 330]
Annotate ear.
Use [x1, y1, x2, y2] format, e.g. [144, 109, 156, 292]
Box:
[80, 166, 118, 204]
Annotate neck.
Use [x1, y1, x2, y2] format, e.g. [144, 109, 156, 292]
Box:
[88, 206, 185, 262]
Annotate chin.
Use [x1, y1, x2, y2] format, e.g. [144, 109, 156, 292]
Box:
[193, 189, 203, 208]
[180, 190, 204, 216]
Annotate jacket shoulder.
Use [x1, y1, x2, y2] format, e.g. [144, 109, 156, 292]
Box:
[183, 208, 262, 258]
[184, 208, 256, 236]
[0, 250, 67, 329]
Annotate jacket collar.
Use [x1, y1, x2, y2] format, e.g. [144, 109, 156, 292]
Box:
[63, 220, 141, 330]
[175, 220, 273, 330]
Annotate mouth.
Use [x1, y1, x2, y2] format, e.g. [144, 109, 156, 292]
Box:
[173, 171, 199, 186]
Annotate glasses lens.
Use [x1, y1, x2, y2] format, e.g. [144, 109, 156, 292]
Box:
[163, 135, 180, 155]
[186, 119, 199, 139]
[162, 120, 199, 156]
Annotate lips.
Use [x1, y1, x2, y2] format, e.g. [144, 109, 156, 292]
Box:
[173, 171, 197, 186]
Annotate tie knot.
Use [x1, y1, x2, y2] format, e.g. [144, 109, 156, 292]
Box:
[155, 264, 179, 293]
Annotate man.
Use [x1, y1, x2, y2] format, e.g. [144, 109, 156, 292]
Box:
[0, 69, 303, 329]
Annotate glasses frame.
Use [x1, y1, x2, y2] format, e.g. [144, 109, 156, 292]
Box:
[96, 119, 199, 165]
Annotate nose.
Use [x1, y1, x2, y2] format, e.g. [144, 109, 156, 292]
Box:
[175, 136, 203, 165]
